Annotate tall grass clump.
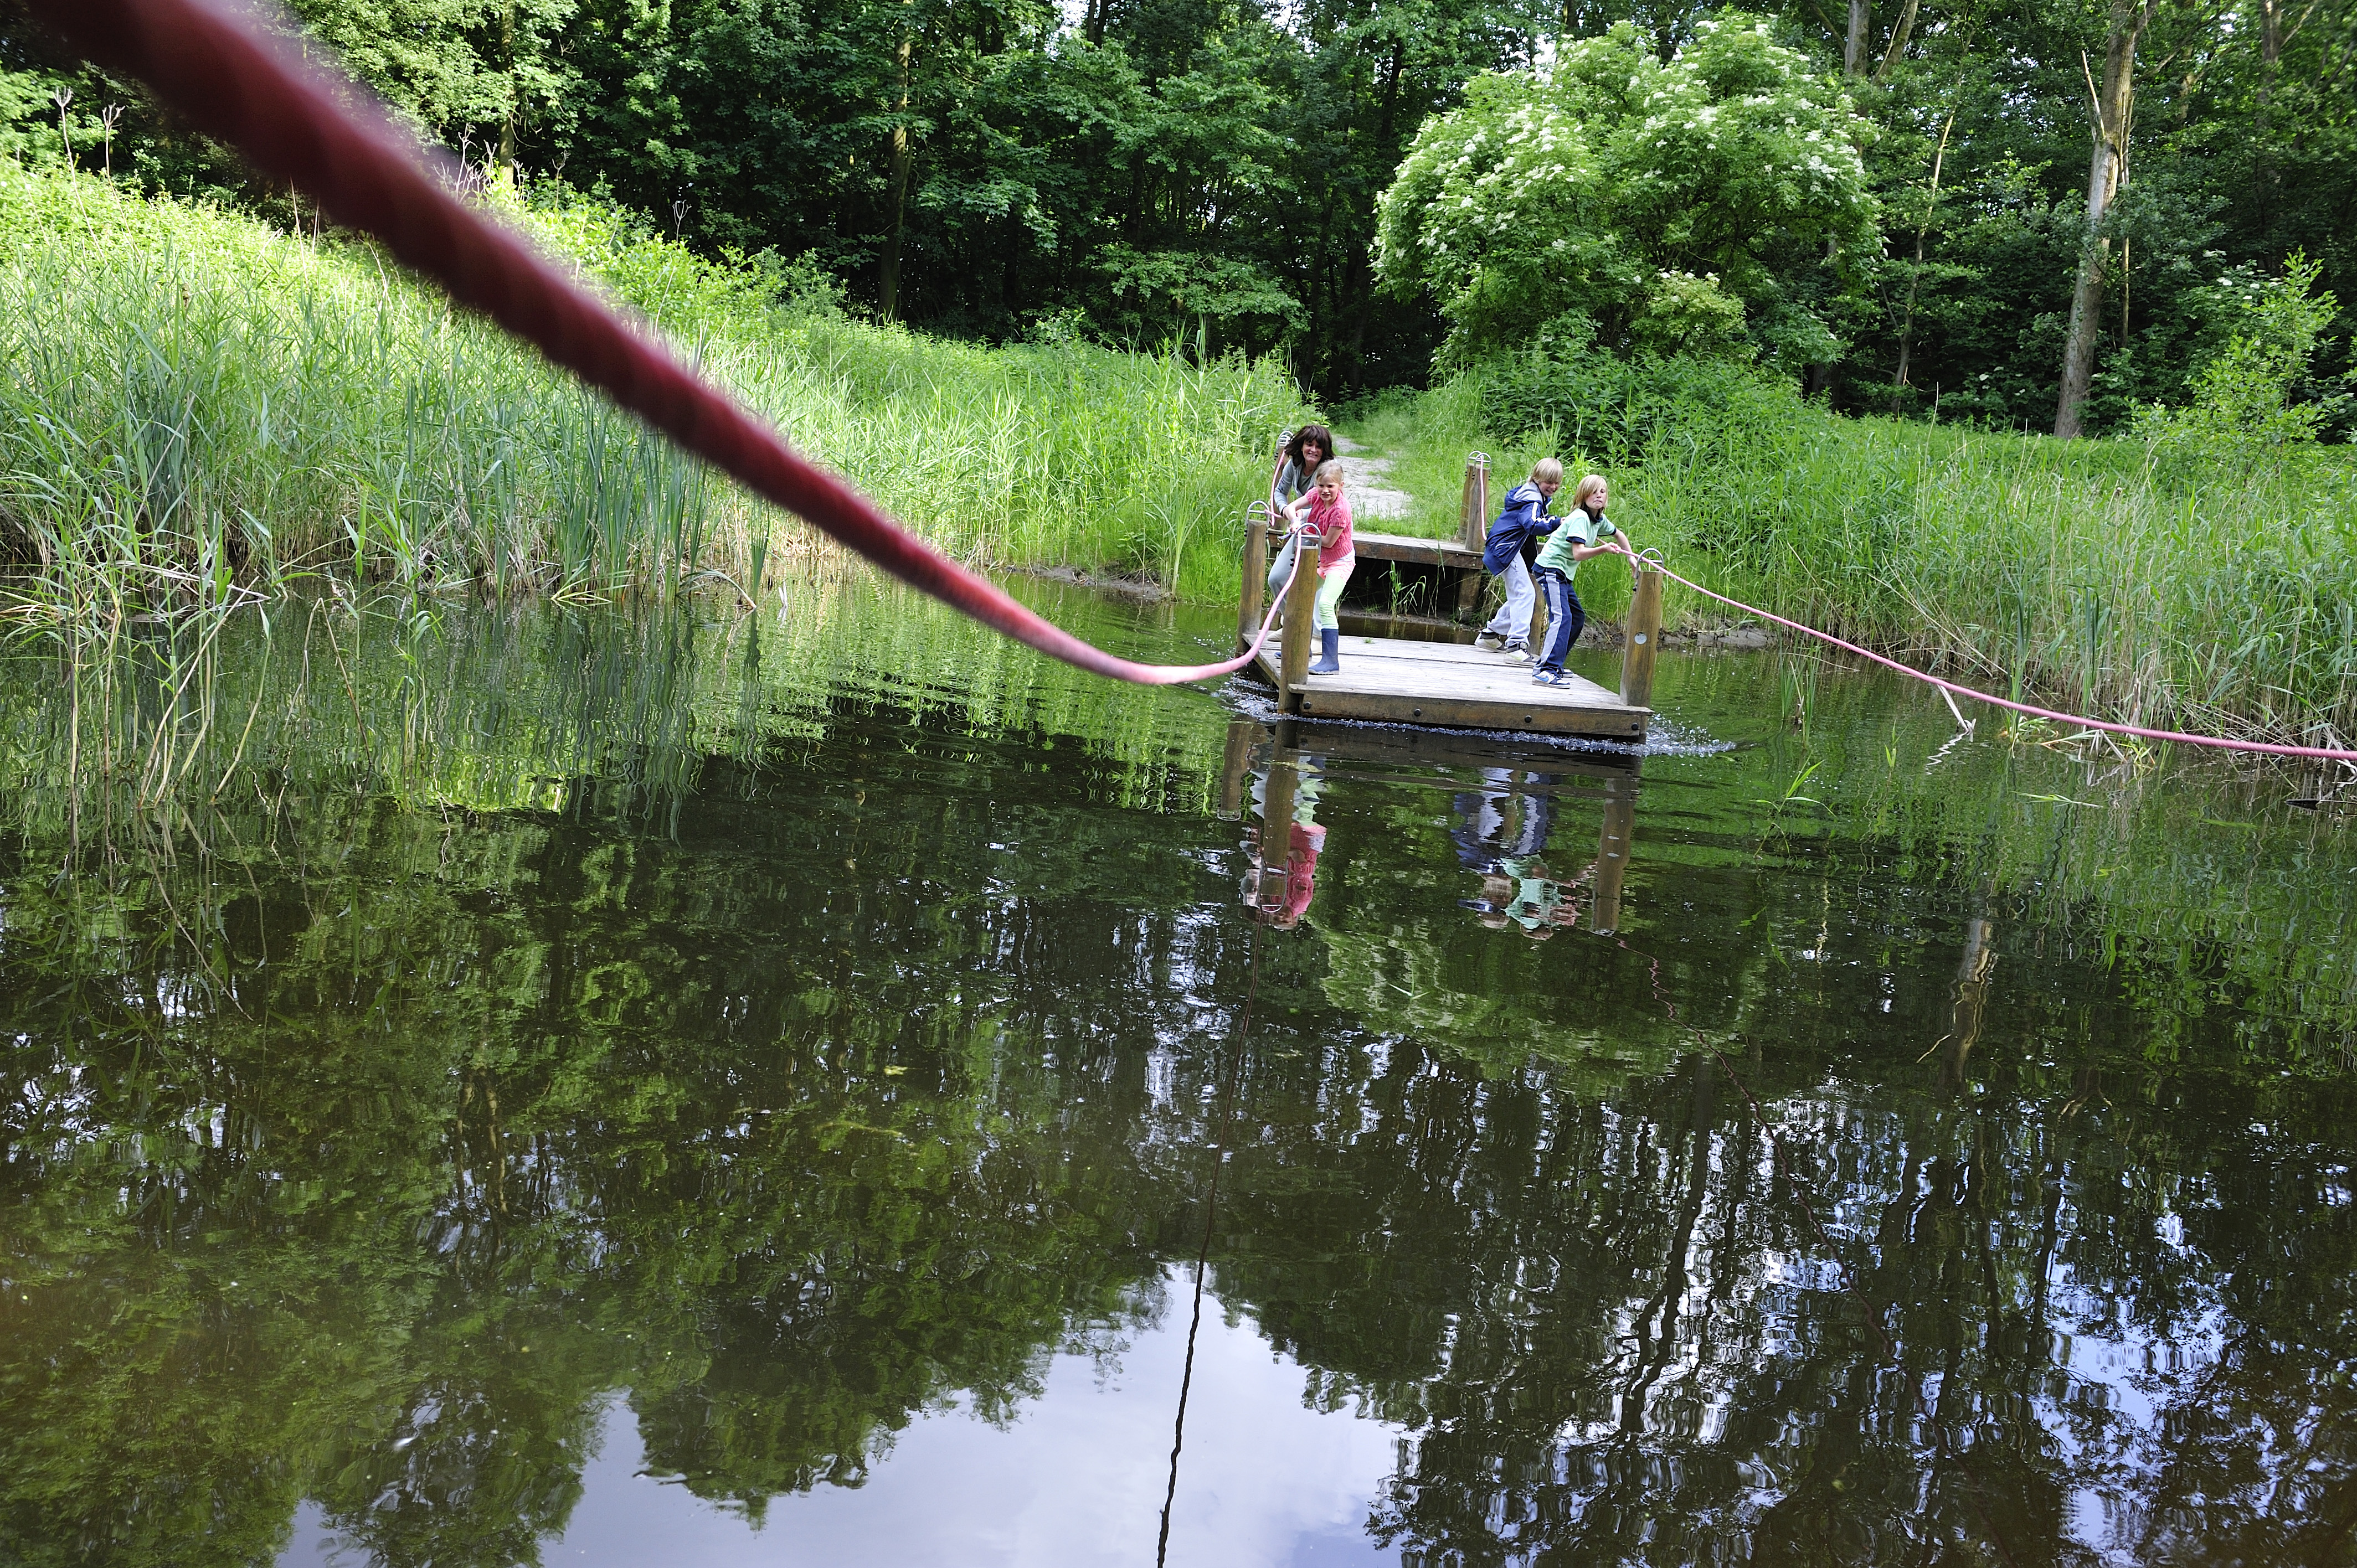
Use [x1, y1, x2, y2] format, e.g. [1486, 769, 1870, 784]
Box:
[0, 163, 1307, 622]
[1352, 352, 2357, 751]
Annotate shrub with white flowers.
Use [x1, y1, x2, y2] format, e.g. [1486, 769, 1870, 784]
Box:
[1375, 14, 1877, 371]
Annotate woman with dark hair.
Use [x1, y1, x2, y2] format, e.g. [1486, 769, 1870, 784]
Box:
[1264, 424, 1335, 607]
[1269, 424, 1334, 513]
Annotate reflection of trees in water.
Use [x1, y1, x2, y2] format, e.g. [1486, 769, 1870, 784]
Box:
[6, 617, 2357, 1565]
[0, 710, 1207, 1565]
[1212, 1039, 2357, 1564]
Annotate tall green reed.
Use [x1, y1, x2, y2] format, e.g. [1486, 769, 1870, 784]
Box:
[0, 163, 1306, 624]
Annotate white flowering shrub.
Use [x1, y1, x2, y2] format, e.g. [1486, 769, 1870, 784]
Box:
[1375, 14, 1877, 370]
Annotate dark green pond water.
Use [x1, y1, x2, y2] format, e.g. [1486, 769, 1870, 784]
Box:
[4, 577, 2355, 1567]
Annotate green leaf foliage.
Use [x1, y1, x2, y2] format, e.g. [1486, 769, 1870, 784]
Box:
[1376, 14, 1878, 369]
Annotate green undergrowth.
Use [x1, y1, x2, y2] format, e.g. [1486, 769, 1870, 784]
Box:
[1345, 358, 2357, 753]
[0, 164, 1307, 622]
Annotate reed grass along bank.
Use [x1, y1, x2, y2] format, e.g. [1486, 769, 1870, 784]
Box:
[0, 164, 1306, 615]
[1351, 353, 2357, 754]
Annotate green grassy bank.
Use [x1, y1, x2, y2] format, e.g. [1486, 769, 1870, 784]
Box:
[0, 164, 1306, 615]
[1347, 357, 2357, 752]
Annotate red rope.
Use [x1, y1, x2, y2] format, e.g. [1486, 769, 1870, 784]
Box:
[1642, 556, 2357, 764]
[33, 0, 1288, 688]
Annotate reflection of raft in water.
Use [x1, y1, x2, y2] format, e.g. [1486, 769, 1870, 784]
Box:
[1235, 504, 1666, 742]
[1219, 716, 1641, 937]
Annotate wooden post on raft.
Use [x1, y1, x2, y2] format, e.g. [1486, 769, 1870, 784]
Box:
[1459, 452, 1490, 551]
[1589, 768, 1636, 934]
[1619, 566, 1664, 709]
[1455, 452, 1493, 626]
[1237, 502, 1275, 654]
[1279, 524, 1320, 711]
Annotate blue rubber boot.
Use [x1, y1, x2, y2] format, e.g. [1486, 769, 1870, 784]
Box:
[1308, 627, 1340, 674]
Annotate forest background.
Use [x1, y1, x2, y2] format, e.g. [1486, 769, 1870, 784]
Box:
[2, 0, 2353, 430]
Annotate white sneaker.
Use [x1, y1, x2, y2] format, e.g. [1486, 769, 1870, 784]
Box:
[1504, 644, 1532, 664]
[1473, 632, 1505, 651]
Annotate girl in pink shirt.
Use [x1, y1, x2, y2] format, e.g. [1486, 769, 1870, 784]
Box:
[1280, 460, 1355, 674]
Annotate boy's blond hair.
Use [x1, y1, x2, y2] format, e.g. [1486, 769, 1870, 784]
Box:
[1530, 458, 1564, 486]
[1314, 458, 1345, 482]
[1569, 473, 1608, 510]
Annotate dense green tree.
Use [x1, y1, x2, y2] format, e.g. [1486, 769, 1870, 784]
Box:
[3, 0, 2350, 406]
[1374, 15, 1880, 369]
[282, 0, 580, 160]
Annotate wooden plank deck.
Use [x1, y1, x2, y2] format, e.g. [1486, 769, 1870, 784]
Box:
[1349, 530, 1481, 569]
[1350, 530, 1485, 617]
[1253, 634, 1650, 740]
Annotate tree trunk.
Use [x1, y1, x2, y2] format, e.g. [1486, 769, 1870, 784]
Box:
[1378, 39, 1404, 143]
[2259, 0, 2283, 117]
[1800, 8, 1871, 404]
[1343, 243, 1372, 384]
[498, 0, 518, 169]
[2054, 0, 2147, 439]
[877, 24, 914, 322]
[1305, 194, 1334, 386]
[1873, 0, 1919, 81]
[1891, 108, 1957, 410]
[2256, 0, 2282, 225]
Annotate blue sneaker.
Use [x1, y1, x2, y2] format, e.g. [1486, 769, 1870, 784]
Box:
[1530, 668, 1569, 685]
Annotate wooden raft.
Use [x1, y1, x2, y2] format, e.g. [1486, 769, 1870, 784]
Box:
[1248, 632, 1651, 740]
[1236, 458, 1665, 741]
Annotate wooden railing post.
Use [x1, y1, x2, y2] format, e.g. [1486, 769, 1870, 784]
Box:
[1459, 452, 1490, 551]
[1589, 768, 1637, 934]
[1619, 566, 1664, 710]
[1279, 525, 1319, 711]
[1237, 501, 1273, 654]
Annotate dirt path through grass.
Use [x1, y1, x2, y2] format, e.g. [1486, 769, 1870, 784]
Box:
[1331, 434, 1412, 523]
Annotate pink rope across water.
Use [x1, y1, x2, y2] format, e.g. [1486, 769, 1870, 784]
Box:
[1641, 554, 2357, 764]
[34, 0, 1291, 688]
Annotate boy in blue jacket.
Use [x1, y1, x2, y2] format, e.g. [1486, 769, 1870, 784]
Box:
[1473, 459, 1563, 662]
[1529, 473, 1634, 686]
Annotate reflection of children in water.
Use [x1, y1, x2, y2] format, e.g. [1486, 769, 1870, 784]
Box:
[1269, 821, 1325, 928]
[1451, 767, 1556, 870]
[1243, 759, 1328, 928]
[1452, 768, 1592, 938]
[1465, 860, 1593, 938]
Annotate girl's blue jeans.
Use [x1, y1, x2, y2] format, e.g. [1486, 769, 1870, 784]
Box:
[1532, 568, 1584, 673]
